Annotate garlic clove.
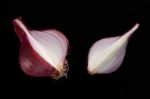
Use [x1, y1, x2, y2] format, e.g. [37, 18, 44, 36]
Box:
[12, 18, 69, 79]
[88, 23, 139, 74]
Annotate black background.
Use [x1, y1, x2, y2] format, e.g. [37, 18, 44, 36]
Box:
[3, 1, 149, 98]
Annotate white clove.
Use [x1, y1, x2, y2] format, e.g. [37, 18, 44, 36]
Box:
[88, 23, 139, 74]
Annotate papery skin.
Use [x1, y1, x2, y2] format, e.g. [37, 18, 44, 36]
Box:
[12, 18, 69, 79]
[88, 23, 139, 74]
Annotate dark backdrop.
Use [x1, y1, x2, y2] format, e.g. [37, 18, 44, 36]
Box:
[3, 1, 149, 98]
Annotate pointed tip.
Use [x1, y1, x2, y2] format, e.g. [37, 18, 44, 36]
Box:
[12, 17, 23, 25]
[12, 17, 30, 41]
[124, 23, 140, 38]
